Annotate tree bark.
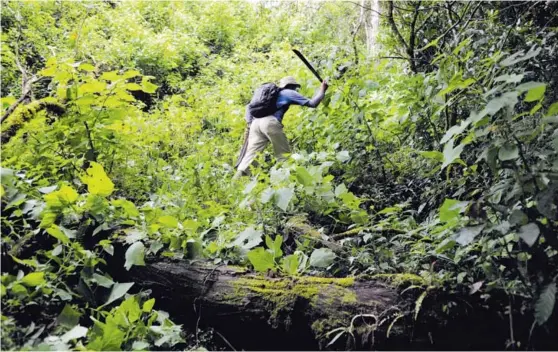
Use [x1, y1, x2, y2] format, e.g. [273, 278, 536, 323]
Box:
[126, 260, 399, 350]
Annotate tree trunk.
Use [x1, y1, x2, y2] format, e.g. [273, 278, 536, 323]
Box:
[126, 260, 399, 350]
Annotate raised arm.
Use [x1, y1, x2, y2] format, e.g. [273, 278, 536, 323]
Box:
[305, 80, 329, 108]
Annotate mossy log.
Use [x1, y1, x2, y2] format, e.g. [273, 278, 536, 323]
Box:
[127, 260, 399, 350]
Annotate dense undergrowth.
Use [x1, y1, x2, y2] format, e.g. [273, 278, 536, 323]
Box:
[1, 1, 557, 350]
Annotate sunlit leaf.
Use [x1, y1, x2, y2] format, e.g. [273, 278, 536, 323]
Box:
[21, 272, 45, 287]
[247, 247, 275, 272]
[81, 162, 114, 197]
[104, 282, 134, 306]
[518, 223, 540, 247]
[124, 242, 146, 270]
[309, 248, 335, 268]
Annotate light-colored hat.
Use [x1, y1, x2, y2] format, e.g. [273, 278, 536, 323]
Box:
[278, 76, 301, 88]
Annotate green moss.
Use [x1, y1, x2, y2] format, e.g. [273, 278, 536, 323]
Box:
[285, 214, 321, 238]
[372, 273, 425, 286]
[229, 275, 358, 328]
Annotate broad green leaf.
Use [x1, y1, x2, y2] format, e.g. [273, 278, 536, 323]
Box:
[439, 199, 468, 223]
[336, 150, 350, 162]
[243, 178, 258, 195]
[260, 187, 275, 203]
[295, 166, 313, 186]
[435, 238, 456, 254]
[44, 185, 78, 207]
[231, 227, 263, 250]
[442, 139, 464, 169]
[494, 74, 524, 84]
[535, 282, 556, 325]
[125, 83, 143, 91]
[47, 225, 70, 243]
[515, 81, 546, 93]
[123, 70, 141, 79]
[455, 225, 485, 246]
[116, 90, 135, 101]
[100, 71, 121, 81]
[498, 143, 519, 161]
[39, 65, 57, 77]
[124, 242, 146, 270]
[11, 283, 28, 295]
[524, 84, 546, 102]
[112, 199, 140, 217]
[142, 77, 158, 93]
[104, 282, 134, 306]
[419, 151, 444, 162]
[182, 219, 200, 233]
[21, 272, 45, 287]
[58, 185, 79, 203]
[509, 209, 528, 226]
[339, 191, 360, 209]
[275, 187, 294, 211]
[158, 215, 178, 228]
[483, 92, 518, 116]
[265, 235, 283, 258]
[440, 121, 469, 144]
[120, 296, 142, 323]
[61, 325, 88, 343]
[38, 185, 58, 194]
[78, 63, 95, 72]
[500, 47, 541, 67]
[518, 223, 540, 247]
[132, 341, 150, 350]
[247, 247, 275, 272]
[546, 102, 558, 116]
[93, 273, 114, 288]
[87, 323, 125, 350]
[334, 183, 348, 197]
[142, 298, 155, 313]
[81, 162, 114, 197]
[309, 248, 336, 268]
[80, 81, 106, 94]
[281, 255, 300, 275]
[56, 304, 82, 328]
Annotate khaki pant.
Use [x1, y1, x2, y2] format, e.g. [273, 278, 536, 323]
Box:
[235, 116, 290, 176]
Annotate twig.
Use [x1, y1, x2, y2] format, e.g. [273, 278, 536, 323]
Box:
[387, 1, 409, 53]
[214, 330, 237, 351]
[346, 0, 385, 17]
[83, 121, 97, 162]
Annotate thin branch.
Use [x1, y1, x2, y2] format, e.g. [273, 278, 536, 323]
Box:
[387, 0, 409, 52]
[408, 1, 421, 72]
[83, 121, 97, 162]
[1, 76, 44, 123]
[352, 3, 364, 65]
[346, 0, 386, 17]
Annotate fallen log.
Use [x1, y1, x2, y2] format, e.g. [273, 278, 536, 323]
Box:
[127, 260, 400, 350]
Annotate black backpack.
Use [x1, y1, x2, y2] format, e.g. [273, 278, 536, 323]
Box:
[248, 83, 282, 118]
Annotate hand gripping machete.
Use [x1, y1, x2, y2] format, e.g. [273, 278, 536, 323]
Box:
[293, 49, 323, 82]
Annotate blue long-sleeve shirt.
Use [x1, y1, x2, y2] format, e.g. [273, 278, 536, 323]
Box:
[245, 87, 325, 124]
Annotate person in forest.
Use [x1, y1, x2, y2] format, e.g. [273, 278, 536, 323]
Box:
[234, 76, 329, 178]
